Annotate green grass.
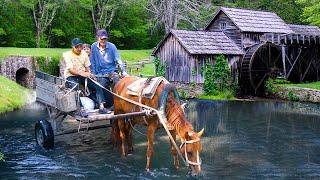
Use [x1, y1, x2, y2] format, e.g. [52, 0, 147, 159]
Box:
[0, 76, 29, 114]
[0, 47, 155, 75]
[197, 91, 236, 100]
[278, 81, 320, 90]
[0, 47, 152, 61]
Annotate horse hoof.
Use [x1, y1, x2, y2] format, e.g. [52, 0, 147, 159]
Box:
[175, 165, 180, 170]
[145, 168, 150, 172]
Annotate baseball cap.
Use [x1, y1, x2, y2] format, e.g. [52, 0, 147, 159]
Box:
[96, 29, 108, 39]
[71, 38, 83, 47]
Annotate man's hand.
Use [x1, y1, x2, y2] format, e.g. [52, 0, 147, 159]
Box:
[80, 71, 91, 78]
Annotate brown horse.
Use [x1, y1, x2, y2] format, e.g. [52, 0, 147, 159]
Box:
[112, 76, 204, 176]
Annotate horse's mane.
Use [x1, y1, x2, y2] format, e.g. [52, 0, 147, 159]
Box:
[165, 94, 193, 137]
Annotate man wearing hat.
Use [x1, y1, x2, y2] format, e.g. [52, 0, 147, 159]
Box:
[63, 37, 110, 114]
[90, 29, 128, 111]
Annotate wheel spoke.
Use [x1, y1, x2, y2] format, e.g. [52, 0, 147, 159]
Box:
[254, 74, 268, 93]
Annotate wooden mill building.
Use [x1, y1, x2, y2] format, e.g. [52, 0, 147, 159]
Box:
[153, 7, 320, 94]
[152, 29, 243, 83]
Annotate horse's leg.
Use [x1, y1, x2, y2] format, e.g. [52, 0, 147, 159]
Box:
[112, 119, 121, 147]
[117, 118, 127, 157]
[125, 118, 134, 154]
[146, 122, 157, 171]
[169, 130, 180, 169]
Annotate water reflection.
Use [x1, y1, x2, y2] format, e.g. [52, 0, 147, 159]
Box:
[185, 100, 320, 178]
[0, 100, 320, 179]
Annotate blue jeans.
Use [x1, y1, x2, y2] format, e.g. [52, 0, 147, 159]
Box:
[66, 76, 106, 105]
[96, 77, 114, 108]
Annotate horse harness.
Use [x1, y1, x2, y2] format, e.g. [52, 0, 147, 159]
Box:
[180, 138, 202, 166]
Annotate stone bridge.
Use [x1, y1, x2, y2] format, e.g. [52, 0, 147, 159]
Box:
[0, 56, 36, 88]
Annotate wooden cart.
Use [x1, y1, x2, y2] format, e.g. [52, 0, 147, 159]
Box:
[34, 71, 151, 149]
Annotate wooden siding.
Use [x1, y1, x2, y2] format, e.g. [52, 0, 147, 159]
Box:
[242, 32, 264, 48]
[207, 12, 242, 48]
[155, 35, 192, 83]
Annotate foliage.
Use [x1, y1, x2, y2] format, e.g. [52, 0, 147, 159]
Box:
[297, 0, 320, 26]
[198, 90, 236, 100]
[203, 55, 232, 95]
[35, 56, 60, 76]
[153, 57, 166, 77]
[178, 89, 188, 99]
[0, 152, 4, 162]
[19, 0, 62, 47]
[191, 68, 196, 76]
[265, 78, 277, 94]
[0, 76, 29, 114]
[203, 62, 215, 95]
[190, 81, 196, 89]
[0, 0, 314, 49]
[287, 90, 300, 101]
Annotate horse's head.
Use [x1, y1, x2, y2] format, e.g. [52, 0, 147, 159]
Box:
[180, 128, 204, 176]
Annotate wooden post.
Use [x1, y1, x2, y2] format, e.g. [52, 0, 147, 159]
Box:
[281, 45, 286, 78]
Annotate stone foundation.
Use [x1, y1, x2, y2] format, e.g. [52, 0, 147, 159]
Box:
[272, 86, 320, 103]
[172, 82, 203, 98]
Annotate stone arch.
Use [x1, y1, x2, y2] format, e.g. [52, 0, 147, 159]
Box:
[16, 68, 30, 87]
[0, 56, 35, 88]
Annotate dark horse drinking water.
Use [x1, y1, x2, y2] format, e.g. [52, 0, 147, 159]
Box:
[112, 76, 204, 176]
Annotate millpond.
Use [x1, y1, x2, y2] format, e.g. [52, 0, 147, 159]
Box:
[0, 100, 320, 179]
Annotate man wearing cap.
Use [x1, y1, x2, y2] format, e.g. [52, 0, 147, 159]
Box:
[90, 29, 128, 110]
[63, 37, 110, 114]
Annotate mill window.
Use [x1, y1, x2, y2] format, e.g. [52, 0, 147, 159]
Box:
[220, 22, 226, 30]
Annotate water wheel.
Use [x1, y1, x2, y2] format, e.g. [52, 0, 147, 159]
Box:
[240, 43, 282, 95]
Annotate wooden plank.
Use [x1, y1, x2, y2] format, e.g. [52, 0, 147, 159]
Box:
[282, 46, 287, 78]
[36, 78, 60, 93]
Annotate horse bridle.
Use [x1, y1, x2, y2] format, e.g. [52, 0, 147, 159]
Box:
[180, 138, 202, 166]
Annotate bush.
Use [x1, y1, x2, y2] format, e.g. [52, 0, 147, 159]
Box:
[154, 57, 166, 77]
[0, 152, 4, 162]
[203, 55, 232, 96]
[265, 78, 276, 94]
[35, 56, 60, 76]
[287, 91, 299, 101]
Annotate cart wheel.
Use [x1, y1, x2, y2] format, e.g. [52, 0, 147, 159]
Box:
[35, 119, 54, 149]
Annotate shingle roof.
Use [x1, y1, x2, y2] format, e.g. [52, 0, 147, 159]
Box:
[153, 29, 243, 55]
[206, 7, 294, 34]
[289, 24, 320, 36]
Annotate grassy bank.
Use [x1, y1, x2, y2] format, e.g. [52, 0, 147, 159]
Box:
[197, 90, 236, 100]
[0, 76, 29, 114]
[279, 81, 320, 90]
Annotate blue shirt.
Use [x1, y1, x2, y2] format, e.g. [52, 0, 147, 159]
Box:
[90, 42, 127, 75]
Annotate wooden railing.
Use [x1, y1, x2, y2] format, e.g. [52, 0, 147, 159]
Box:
[124, 58, 154, 75]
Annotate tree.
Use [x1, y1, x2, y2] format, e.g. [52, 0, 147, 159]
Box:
[146, 0, 210, 33]
[78, 0, 122, 33]
[20, 0, 62, 47]
[297, 0, 320, 26]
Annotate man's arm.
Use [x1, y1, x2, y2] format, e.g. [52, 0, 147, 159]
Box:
[113, 45, 127, 76]
[90, 44, 96, 74]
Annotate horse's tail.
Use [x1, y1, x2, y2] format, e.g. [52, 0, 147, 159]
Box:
[158, 84, 180, 113]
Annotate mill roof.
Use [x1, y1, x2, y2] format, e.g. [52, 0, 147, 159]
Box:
[205, 7, 294, 34]
[289, 24, 320, 36]
[152, 29, 243, 55]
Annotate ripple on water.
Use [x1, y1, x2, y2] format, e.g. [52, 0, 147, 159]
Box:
[1, 100, 320, 179]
